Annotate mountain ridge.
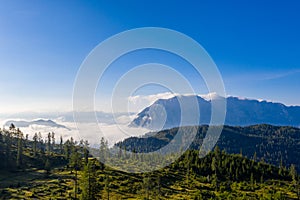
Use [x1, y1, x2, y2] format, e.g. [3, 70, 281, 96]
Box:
[130, 94, 300, 129]
[4, 119, 70, 130]
[116, 124, 300, 171]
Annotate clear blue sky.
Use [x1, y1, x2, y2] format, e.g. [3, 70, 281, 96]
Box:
[0, 0, 299, 113]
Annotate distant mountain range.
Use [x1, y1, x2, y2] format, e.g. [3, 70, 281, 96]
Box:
[130, 94, 300, 129]
[4, 119, 70, 130]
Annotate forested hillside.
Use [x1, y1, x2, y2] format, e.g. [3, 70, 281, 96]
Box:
[1, 124, 300, 199]
[117, 124, 300, 172]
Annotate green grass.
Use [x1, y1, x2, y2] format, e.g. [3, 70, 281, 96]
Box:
[1, 130, 299, 199]
[0, 162, 298, 199]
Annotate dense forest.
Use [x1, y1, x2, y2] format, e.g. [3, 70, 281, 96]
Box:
[116, 124, 300, 172]
[0, 124, 300, 199]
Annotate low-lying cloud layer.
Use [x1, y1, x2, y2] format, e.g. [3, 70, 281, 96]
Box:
[0, 112, 148, 147]
[1, 92, 286, 147]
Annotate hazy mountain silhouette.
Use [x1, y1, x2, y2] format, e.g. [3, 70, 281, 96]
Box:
[130, 95, 300, 129]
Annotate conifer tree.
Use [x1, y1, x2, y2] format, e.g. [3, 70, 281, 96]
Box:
[33, 133, 38, 156]
[290, 164, 297, 186]
[70, 147, 81, 199]
[16, 129, 23, 168]
[47, 132, 51, 155]
[99, 137, 108, 170]
[4, 128, 12, 167]
[60, 135, 63, 154]
[51, 132, 55, 150]
[84, 140, 89, 166]
[80, 160, 99, 200]
[64, 139, 71, 160]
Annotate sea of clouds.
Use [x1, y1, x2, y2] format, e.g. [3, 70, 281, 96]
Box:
[0, 111, 149, 148]
[1, 92, 260, 147]
[0, 93, 174, 147]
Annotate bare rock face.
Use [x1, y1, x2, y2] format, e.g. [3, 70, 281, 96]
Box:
[130, 95, 300, 130]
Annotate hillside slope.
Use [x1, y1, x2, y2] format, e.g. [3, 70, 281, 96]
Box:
[117, 124, 300, 171]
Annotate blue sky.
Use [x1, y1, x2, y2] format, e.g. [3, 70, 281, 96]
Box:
[0, 0, 299, 113]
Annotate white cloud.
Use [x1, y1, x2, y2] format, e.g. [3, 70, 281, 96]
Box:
[1, 92, 282, 148]
[127, 92, 227, 113]
[127, 92, 177, 112]
[0, 114, 148, 147]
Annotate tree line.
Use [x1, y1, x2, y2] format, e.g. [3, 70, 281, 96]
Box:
[1, 123, 300, 199]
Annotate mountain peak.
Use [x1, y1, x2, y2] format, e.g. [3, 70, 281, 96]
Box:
[130, 95, 300, 130]
[199, 92, 224, 101]
[4, 119, 70, 130]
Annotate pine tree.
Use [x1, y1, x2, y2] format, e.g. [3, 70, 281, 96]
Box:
[47, 132, 51, 155]
[84, 140, 89, 166]
[70, 147, 81, 199]
[64, 139, 71, 160]
[25, 134, 28, 148]
[70, 137, 75, 146]
[279, 156, 284, 176]
[211, 155, 219, 190]
[51, 132, 55, 149]
[38, 132, 43, 151]
[69, 147, 81, 170]
[290, 164, 297, 186]
[99, 137, 108, 170]
[16, 129, 23, 168]
[33, 133, 38, 156]
[0, 129, 2, 143]
[60, 135, 63, 154]
[9, 123, 15, 135]
[80, 160, 99, 200]
[4, 128, 12, 168]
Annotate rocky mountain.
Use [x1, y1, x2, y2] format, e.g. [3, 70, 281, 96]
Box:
[130, 95, 300, 129]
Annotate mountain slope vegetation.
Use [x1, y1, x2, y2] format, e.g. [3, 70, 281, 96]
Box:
[1, 124, 300, 199]
[117, 124, 300, 172]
